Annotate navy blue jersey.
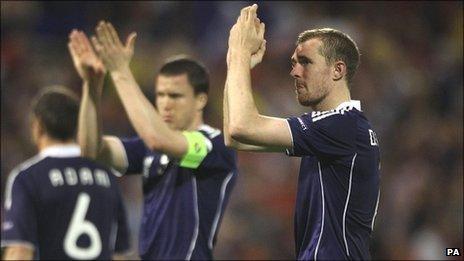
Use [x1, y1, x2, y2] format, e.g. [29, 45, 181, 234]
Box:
[1, 145, 130, 260]
[119, 124, 237, 260]
[286, 101, 380, 260]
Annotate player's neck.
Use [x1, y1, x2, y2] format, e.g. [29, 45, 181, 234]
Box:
[37, 136, 76, 152]
[312, 84, 351, 112]
[186, 112, 204, 131]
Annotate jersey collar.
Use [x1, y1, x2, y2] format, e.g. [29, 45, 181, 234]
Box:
[336, 100, 361, 111]
[39, 144, 81, 158]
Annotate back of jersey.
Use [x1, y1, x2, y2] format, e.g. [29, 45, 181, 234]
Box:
[1, 148, 130, 260]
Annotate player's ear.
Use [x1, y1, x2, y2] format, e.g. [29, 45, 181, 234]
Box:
[195, 93, 208, 111]
[332, 61, 346, 81]
[31, 117, 44, 144]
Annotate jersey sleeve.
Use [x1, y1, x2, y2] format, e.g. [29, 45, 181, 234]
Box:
[1, 171, 38, 250]
[119, 137, 148, 175]
[196, 132, 237, 173]
[179, 131, 210, 169]
[286, 112, 357, 159]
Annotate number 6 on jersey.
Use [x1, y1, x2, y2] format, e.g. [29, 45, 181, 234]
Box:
[64, 193, 102, 259]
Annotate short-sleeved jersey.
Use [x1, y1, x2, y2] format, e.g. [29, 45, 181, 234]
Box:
[1, 145, 130, 260]
[286, 100, 380, 260]
[119, 124, 237, 260]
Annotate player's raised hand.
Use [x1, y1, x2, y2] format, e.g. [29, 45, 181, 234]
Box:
[250, 18, 266, 69]
[228, 17, 266, 69]
[68, 29, 106, 88]
[228, 4, 264, 57]
[91, 21, 137, 72]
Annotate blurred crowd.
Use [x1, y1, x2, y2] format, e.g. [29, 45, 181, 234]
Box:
[1, 1, 462, 260]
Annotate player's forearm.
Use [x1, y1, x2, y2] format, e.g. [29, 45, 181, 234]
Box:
[78, 82, 103, 159]
[223, 78, 235, 147]
[109, 67, 177, 153]
[224, 78, 266, 151]
[227, 50, 261, 141]
[3, 246, 34, 260]
[112, 253, 136, 260]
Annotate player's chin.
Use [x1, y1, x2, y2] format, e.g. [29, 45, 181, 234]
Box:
[297, 94, 312, 107]
[165, 121, 176, 129]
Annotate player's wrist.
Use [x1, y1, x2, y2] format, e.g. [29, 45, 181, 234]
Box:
[229, 47, 253, 58]
[83, 82, 102, 101]
[110, 65, 132, 79]
[228, 50, 252, 68]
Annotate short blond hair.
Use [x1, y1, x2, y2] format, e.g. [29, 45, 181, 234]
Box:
[297, 28, 360, 85]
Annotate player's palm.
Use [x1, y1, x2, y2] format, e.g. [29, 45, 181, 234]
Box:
[80, 55, 106, 86]
[92, 21, 137, 72]
[68, 30, 106, 88]
[229, 23, 261, 55]
[250, 16, 266, 69]
[229, 4, 265, 58]
[250, 40, 266, 69]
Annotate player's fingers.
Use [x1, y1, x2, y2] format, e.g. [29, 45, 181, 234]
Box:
[125, 32, 137, 52]
[244, 6, 251, 23]
[248, 4, 258, 23]
[259, 22, 265, 39]
[70, 30, 84, 56]
[239, 6, 248, 19]
[91, 35, 110, 68]
[68, 30, 77, 48]
[68, 29, 78, 42]
[254, 18, 260, 34]
[95, 21, 111, 50]
[77, 31, 91, 53]
[106, 22, 123, 48]
[239, 6, 250, 23]
[67, 42, 78, 61]
[91, 35, 105, 58]
[261, 39, 267, 52]
[101, 22, 116, 48]
[80, 31, 96, 55]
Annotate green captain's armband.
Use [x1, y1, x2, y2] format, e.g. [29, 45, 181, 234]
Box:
[179, 131, 209, 169]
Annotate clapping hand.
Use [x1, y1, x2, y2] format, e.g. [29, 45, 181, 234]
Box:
[91, 21, 137, 73]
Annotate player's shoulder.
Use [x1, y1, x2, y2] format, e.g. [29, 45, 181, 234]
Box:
[311, 101, 362, 122]
[198, 124, 222, 140]
[292, 101, 362, 128]
[198, 124, 235, 155]
[4, 154, 48, 203]
[4, 155, 47, 210]
[9, 154, 48, 179]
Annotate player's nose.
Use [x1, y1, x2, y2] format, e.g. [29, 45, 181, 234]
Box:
[290, 66, 301, 79]
[163, 98, 175, 111]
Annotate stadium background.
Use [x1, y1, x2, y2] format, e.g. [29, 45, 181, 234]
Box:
[1, 1, 462, 259]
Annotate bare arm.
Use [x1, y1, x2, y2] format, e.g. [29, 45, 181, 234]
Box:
[227, 5, 292, 149]
[223, 78, 283, 152]
[3, 246, 33, 260]
[113, 252, 138, 260]
[91, 21, 188, 159]
[68, 30, 128, 172]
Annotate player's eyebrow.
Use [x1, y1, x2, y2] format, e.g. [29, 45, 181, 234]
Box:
[297, 55, 313, 64]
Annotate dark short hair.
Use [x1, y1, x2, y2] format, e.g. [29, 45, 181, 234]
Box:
[297, 28, 360, 86]
[31, 86, 80, 141]
[159, 55, 209, 95]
